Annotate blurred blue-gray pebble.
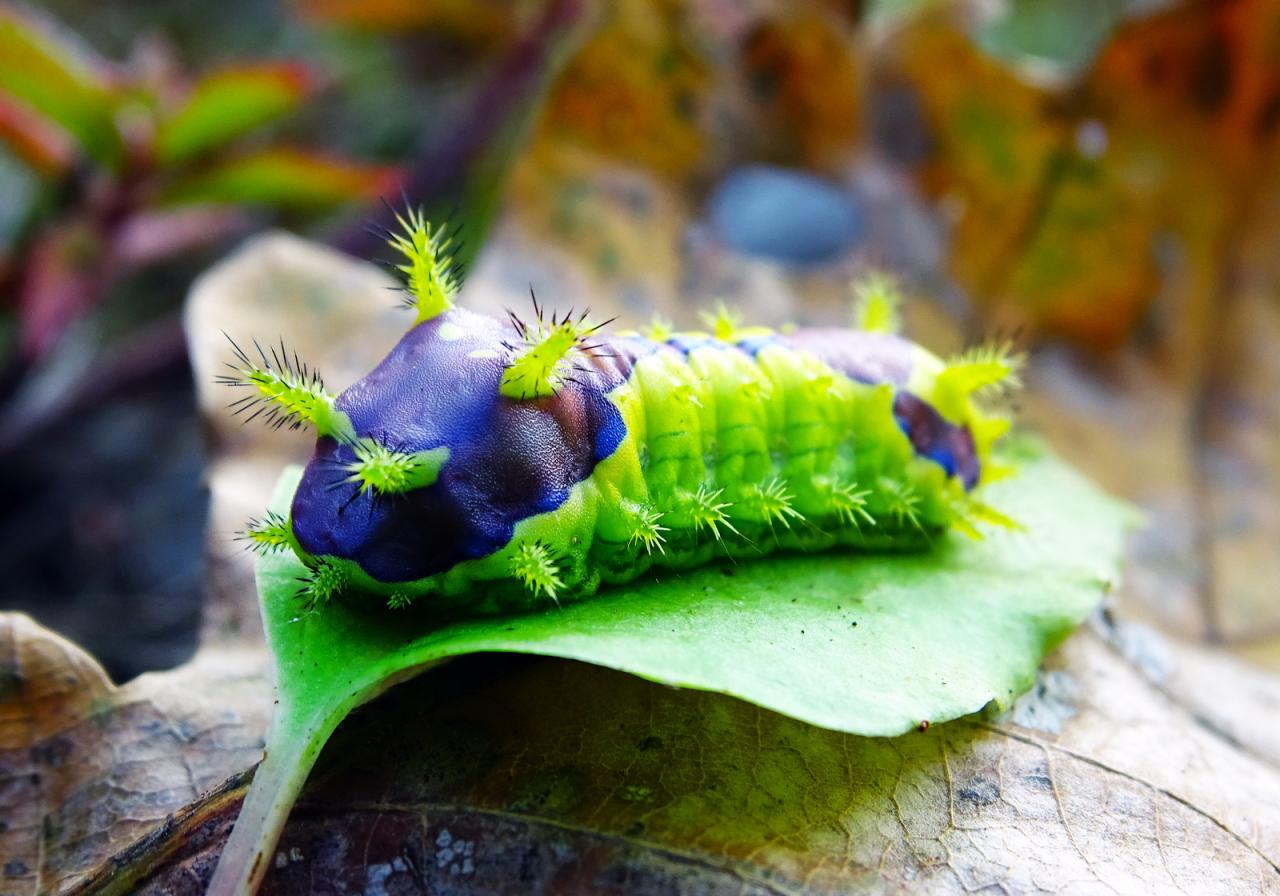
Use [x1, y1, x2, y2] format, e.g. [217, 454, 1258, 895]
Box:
[707, 165, 863, 265]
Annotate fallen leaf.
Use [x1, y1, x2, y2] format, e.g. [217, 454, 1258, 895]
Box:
[0, 614, 271, 896]
[68, 624, 1280, 895]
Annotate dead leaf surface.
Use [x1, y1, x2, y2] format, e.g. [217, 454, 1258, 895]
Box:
[0, 615, 271, 896]
[75, 625, 1279, 895]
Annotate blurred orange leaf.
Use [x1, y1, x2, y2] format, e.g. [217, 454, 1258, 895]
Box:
[533, 0, 710, 180]
[740, 10, 862, 170]
[292, 0, 523, 43]
[879, 0, 1280, 350]
[0, 91, 73, 175]
[878, 14, 1070, 319]
[1088, 0, 1280, 165]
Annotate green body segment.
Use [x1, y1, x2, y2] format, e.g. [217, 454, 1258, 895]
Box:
[336, 335, 975, 613]
[585, 342, 957, 581]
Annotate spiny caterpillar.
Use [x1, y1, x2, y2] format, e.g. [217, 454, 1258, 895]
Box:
[225, 210, 1023, 616]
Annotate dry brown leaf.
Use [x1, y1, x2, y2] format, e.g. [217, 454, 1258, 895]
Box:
[0, 614, 271, 895]
[36, 621, 1278, 895]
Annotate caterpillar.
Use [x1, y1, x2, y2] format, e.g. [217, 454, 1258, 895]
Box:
[225, 208, 1022, 617]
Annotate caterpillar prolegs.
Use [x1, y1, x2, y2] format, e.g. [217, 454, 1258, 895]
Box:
[228, 211, 1022, 616]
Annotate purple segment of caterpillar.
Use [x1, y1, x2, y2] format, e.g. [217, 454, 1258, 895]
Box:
[891, 392, 979, 488]
[779, 328, 916, 387]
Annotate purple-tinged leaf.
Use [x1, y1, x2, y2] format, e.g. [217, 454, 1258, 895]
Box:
[15, 219, 111, 361]
[112, 206, 251, 267]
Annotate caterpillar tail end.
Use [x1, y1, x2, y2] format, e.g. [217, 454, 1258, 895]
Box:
[939, 342, 1026, 401]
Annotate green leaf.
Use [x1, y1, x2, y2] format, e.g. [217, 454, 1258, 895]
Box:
[973, 0, 1126, 78]
[159, 148, 400, 209]
[0, 7, 119, 166]
[155, 64, 317, 166]
[208, 441, 1131, 894]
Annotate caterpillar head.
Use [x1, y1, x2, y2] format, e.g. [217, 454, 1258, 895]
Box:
[229, 208, 621, 604]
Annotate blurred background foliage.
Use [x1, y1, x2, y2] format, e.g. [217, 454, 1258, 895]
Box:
[1, 0, 1278, 680]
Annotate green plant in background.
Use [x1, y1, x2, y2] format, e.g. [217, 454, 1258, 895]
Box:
[0, 4, 398, 369]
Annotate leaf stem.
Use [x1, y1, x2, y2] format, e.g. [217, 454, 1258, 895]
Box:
[206, 709, 336, 896]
